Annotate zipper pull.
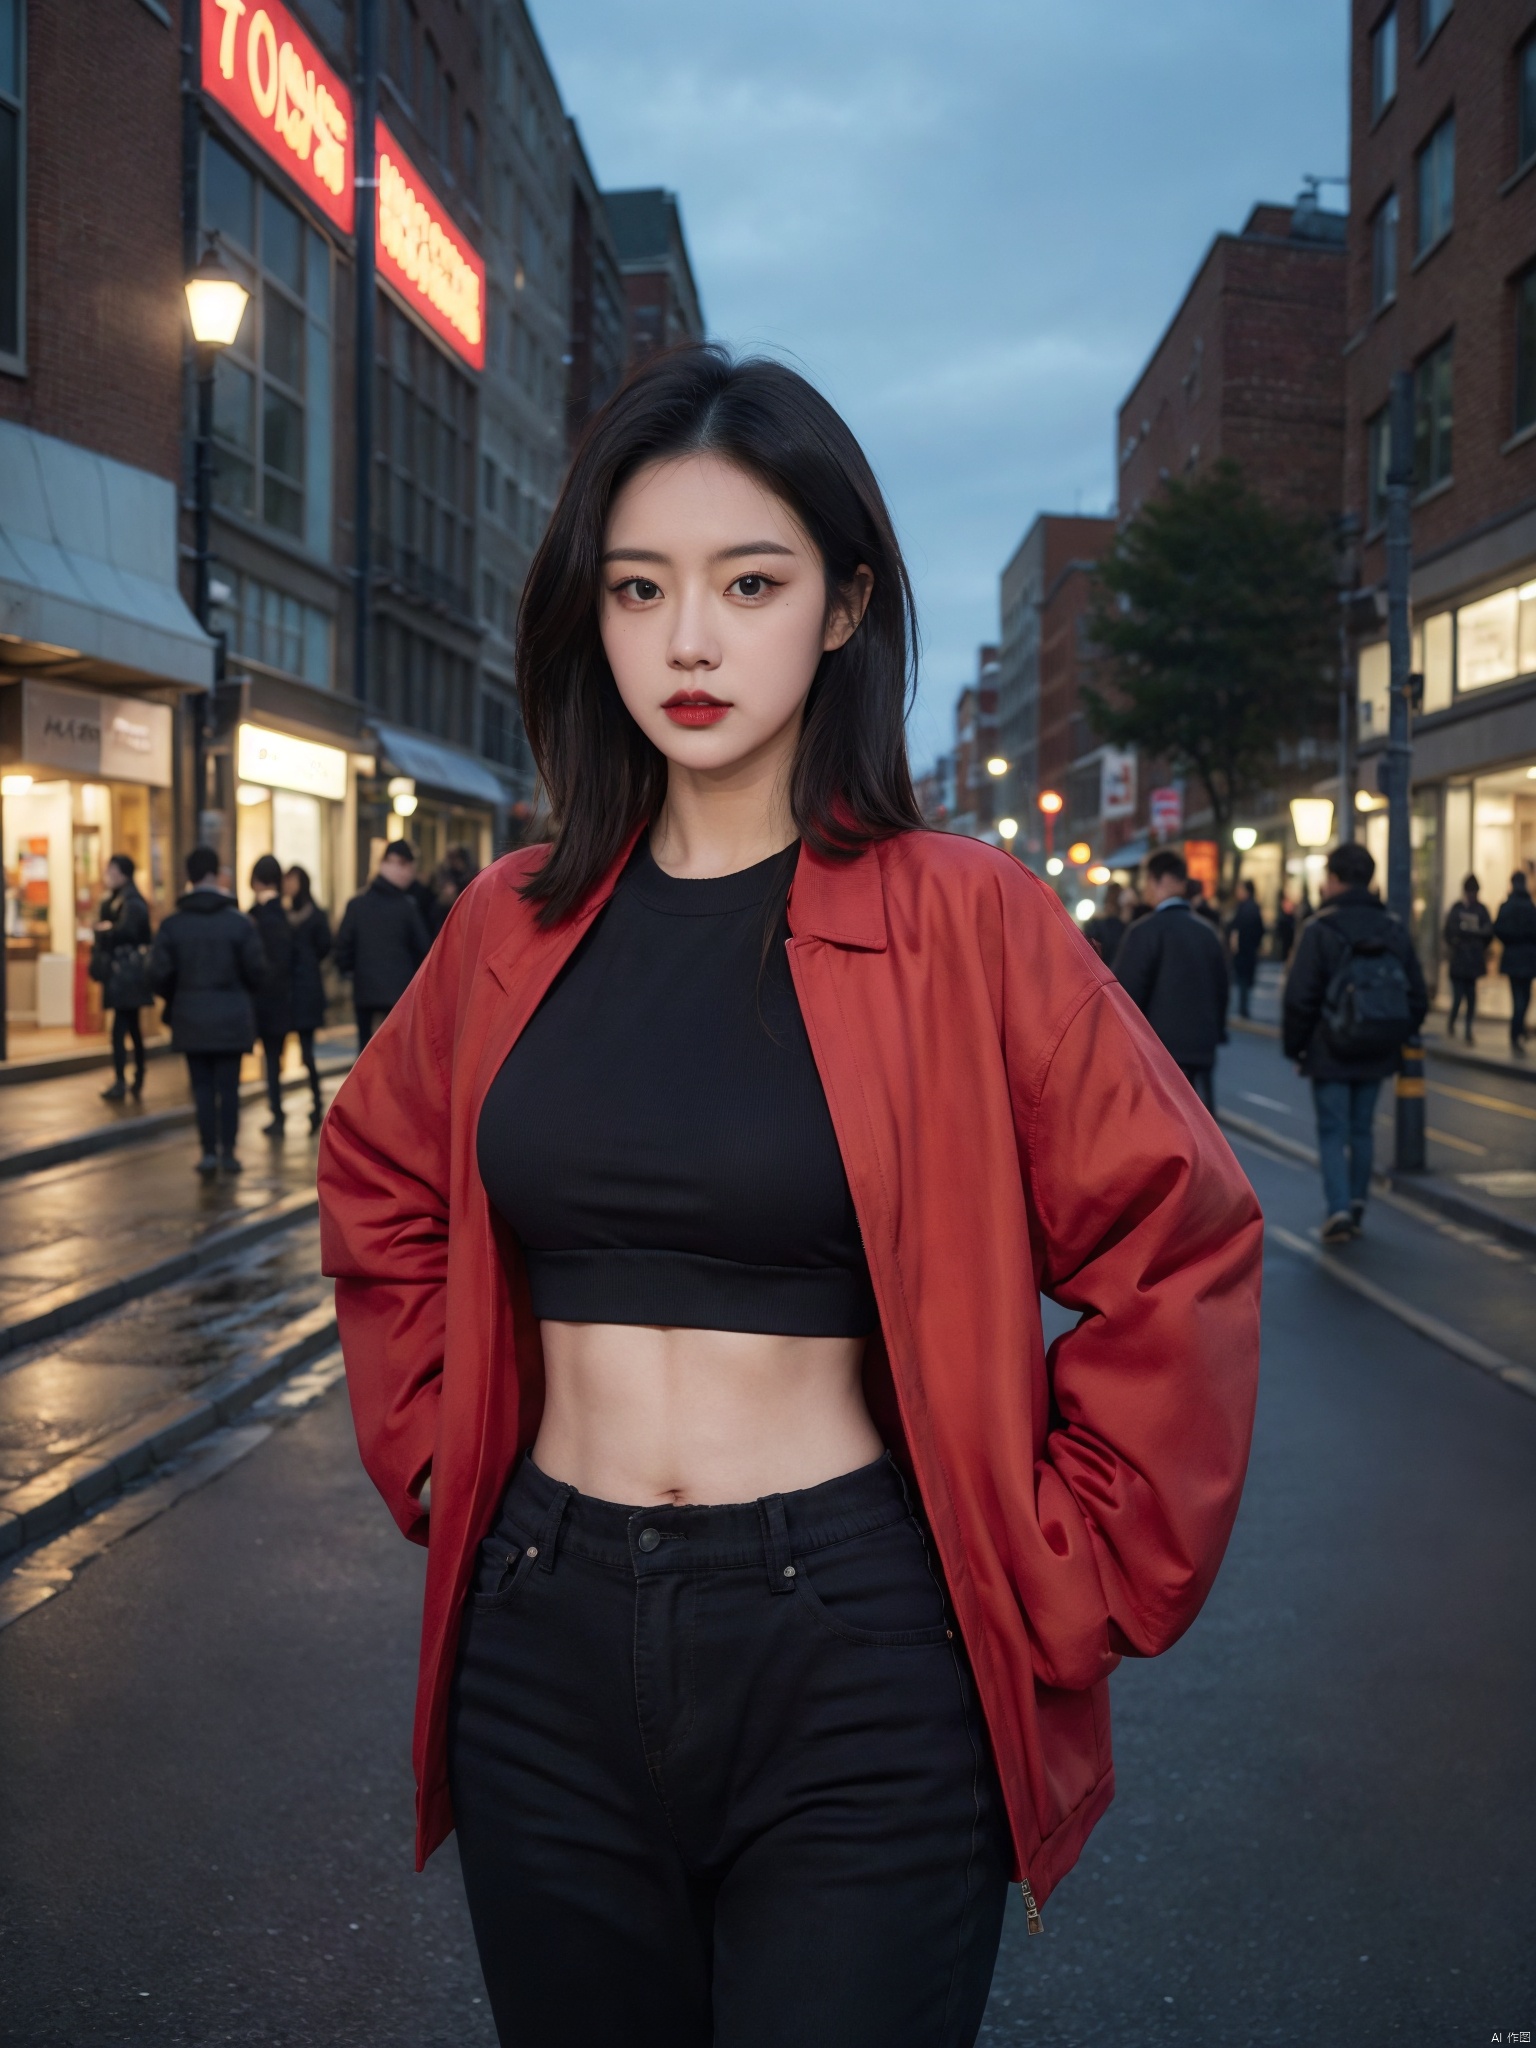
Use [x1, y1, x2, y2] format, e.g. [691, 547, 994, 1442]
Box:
[1019, 1879, 1043, 1935]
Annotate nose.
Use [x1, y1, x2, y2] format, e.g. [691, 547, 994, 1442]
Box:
[666, 580, 722, 673]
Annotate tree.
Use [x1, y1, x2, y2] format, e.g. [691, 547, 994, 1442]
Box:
[1083, 461, 1337, 887]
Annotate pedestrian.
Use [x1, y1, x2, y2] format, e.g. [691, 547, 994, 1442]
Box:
[1082, 880, 1126, 964]
[282, 863, 333, 1128]
[1228, 879, 1266, 1020]
[1492, 870, 1536, 1055]
[429, 842, 480, 931]
[90, 852, 153, 1101]
[1186, 875, 1222, 930]
[1282, 840, 1427, 1244]
[147, 845, 266, 1175]
[1443, 874, 1492, 1043]
[1112, 847, 1230, 1112]
[318, 346, 1263, 2048]
[248, 854, 294, 1137]
[1274, 895, 1297, 963]
[332, 838, 432, 1047]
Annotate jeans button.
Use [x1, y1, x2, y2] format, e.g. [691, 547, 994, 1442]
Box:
[636, 1527, 662, 1553]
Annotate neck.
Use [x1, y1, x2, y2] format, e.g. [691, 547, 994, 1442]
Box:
[649, 718, 800, 879]
[253, 888, 277, 904]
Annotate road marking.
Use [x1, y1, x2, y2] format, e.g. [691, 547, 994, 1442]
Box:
[1240, 1091, 1294, 1115]
[1373, 1115, 1488, 1156]
[1428, 1080, 1536, 1122]
[1265, 1222, 1536, 1399]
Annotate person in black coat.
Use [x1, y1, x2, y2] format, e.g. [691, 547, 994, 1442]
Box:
[1283, 840, 1428, 1241]
[333, 839, 433, 1047]
[1493, 871, 1536, 1054]
[248, 854, 295, 1137]
[91, 853, 153, 1100]
[1112, 848, 1230, 1112]
[1227, 880, 1266, 1020]
[147, 845, 267, 1174]
[282, 863, 334, 1126]
[1082, 882, 1126, 966]
[1442, 875, 1493, 1043]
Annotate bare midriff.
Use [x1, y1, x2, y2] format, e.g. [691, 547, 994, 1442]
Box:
[530, 1322, 881, 1507]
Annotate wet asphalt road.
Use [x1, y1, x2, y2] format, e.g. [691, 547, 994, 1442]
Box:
[2, 1163, 1534, 2045]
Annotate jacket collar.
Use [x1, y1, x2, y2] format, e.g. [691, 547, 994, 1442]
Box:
[787, 839, 887, 951]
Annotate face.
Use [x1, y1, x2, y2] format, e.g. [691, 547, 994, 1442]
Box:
[599, 453, 869, 781]
[380, 854, 415, 888]
[104, 861, 126, 891]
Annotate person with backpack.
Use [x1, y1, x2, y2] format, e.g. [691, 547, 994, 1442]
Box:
[1492, 871, 1536, 1056]
[1283, 841, 1427, 1243]
[1442, 875, 1493, 1043]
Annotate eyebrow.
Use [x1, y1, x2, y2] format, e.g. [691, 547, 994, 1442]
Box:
[600, 540, 800, 565]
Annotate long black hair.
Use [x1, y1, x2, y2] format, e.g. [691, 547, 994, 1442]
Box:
[516, 344, 921, 924]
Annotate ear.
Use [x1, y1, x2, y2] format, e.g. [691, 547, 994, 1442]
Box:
[823, 565, 874, 653]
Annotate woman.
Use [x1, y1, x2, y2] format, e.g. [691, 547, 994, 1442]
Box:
[247, 854, 294, 1136]
[91, 853, 152, 1100]
[319, 347, 1262, 2047]
[281, 864, 332, 1130]
[1443, 874, 1493, 1043]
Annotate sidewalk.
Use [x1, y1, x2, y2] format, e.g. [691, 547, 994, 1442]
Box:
[1241, 959, 1536, 1084]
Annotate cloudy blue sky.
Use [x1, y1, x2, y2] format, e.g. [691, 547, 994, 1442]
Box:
[532, 0, 1349, 767]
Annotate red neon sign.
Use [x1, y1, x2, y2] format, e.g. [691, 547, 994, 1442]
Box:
[375, 119, 485, 372]
[202, 0, 355, 235]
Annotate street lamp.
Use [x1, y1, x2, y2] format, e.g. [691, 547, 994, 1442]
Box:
[1289, 798, 1335, 848]
[1037, 788, 1063, 863]
[184, 242, 249, 635]
[986, 756, 1009, 778]
[1232, 826, 1258, 851]
[1067, 841, 1092, 866]
[997, 816, 1019, 843]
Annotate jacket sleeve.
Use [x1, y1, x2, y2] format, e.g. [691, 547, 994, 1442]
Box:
[147, 923, 176, 999]
[238, 919, 268, 991]
[317, 925, 457, 1544]
[1281, 923, 1327, 1060]
[1111, 918, 1157, 1014]
[1008, 875, 1263, 1682]
[333, 901, 356, 976]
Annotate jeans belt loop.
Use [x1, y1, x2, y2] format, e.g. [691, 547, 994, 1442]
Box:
[532, 1482, 574, 1575]
[758, 1493, 796, 1594]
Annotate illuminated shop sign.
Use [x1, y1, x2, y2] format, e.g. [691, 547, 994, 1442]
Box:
[2, 682, 174, 788]
[237, 722, 348, 801]
[202, 0, 355, 235]
[376, 120, 485, 371]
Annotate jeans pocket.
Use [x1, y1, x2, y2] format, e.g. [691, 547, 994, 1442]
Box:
[794, 1515, 954, 1648]
[469, 1531, 540, 1611]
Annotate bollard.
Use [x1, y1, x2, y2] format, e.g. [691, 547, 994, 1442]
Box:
[1394, 1036, 1426, 1173]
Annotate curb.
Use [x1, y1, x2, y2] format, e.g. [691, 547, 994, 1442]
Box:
[0, 1041, 177, 1086]
[0, 1302, 338, 1561]
[0, 1056, 353, 1182]
[0, 1189, 319, 1360]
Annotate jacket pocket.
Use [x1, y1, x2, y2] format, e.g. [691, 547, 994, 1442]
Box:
[792, 1515, 954, 1648]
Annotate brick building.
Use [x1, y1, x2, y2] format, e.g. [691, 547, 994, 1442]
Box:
[0, 0, 211, 1059]
[567, 122, 627, 442]
[1346, 0, 1536, 997]
[604, 188, 705, 365]
[945, 647, 1000, 841]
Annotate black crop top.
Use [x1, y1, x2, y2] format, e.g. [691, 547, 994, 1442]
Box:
[476, 840, 876, 1337]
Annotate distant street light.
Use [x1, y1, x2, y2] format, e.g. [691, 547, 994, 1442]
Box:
[997, 817, 1018, 841]
[1289, 798, 1335, 848]
[1086, 864, 1111, 885]
[986, 756, 1009, 778]
[1046, 856, 1065, 876]
[1232, 826, 1258, 851]
[1037, 788, 1064, 863]
[1074, 899, 1095, 922]
[1037, 790, 1063, 814]
[1067, 841, 1092, 866]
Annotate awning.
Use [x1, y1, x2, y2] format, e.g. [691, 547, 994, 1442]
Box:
[368, 721, 509, 807]
[0, 421, 215, 689]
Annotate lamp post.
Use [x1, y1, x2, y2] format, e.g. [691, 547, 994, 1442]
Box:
[1385, 367, 1426, 1173]
[184, 243, 249, 846]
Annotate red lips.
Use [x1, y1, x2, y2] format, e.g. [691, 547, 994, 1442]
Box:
[662, 691, 731, 727]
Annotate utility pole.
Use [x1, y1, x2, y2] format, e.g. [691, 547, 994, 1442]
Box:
[1385, 367, 1425, 1173]
[354, 0, 378, 706]
[1336, 513, 1360, 846]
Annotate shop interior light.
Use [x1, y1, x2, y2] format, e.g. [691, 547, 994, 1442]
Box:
[1046, 855, 1065, 876]
[392, 792, 420, 817]
[986, 756, 1009, 778]
[1528, 766, 1536, 780]
[1067, 841, 1092, 865]
[1086, 863, 1112, 885]
[1074, 899, 1095, 921]
[1231, 826, 1258, 851]
[387, 776, 416, 800]
[1, 774, 34, 795]
[236, 783, 270, 807]
[997, 816, 1018, 841]
[1289, 797, 1335, 847]
[1037, 789, 1064, 815]
[1355, 789, 1386, 811]
[184, 247, 250, 348]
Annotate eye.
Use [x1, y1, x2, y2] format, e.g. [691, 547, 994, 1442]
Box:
[729, 573, 777, 600]
[615, 576, 662, 602]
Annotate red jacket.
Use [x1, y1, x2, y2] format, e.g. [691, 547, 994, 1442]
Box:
[318, 828, 1262, 1911]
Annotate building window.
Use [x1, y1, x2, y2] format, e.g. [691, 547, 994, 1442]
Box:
[422, 36, 442, 156]
[1370, 191, 1398, 310]
[1370, 8, 1397, 119]
[461, 113, 480, 206]
[1520, 37, 1536, 170]
[373, 298, 475, 621]
[387, 0, 416, 103]
[1367, 405, 1392, 528]
[202, 137, 333, 546]
[0, 0, 23, 370]
[1415, 114, 1454, 256]
[1413, 336, 1454, 493]
[1516, 265, 1536, 434]
[1420, 0, 1451, 44]
[482, 455, 497, 513]
[482, 688, 519, 768]
[210, 567, 332, 688]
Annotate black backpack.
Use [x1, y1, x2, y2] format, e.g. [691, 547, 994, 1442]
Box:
[1321, 927, 1414, 1059]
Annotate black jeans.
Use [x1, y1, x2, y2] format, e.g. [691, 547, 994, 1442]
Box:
[449, 1452, 1010, 2048]
[185, 1051, 241, 1156]
[1448, 977, 1478, 1035]
[1510, 977, 1532, 1046]
[110, 1007, 144, 1083]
